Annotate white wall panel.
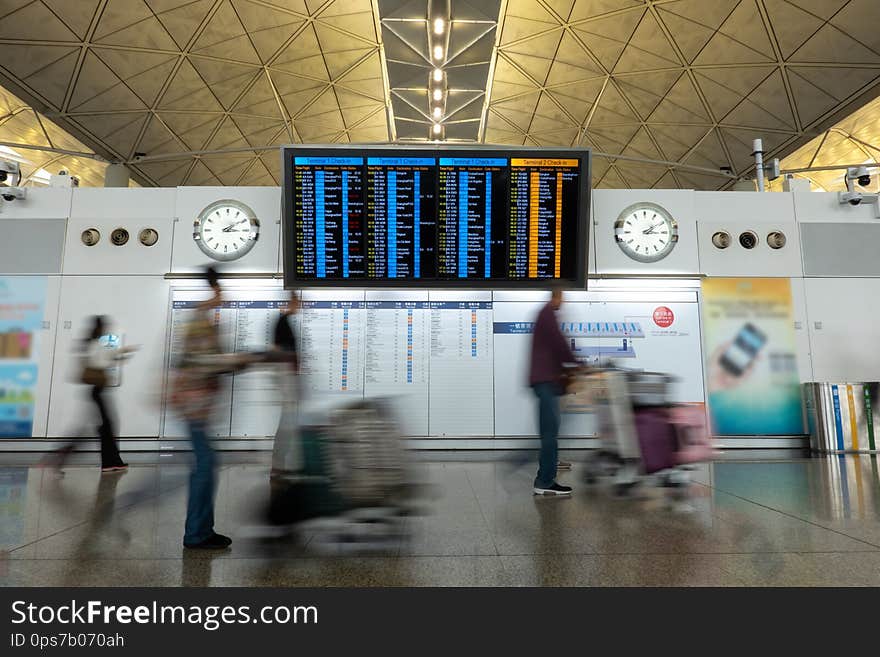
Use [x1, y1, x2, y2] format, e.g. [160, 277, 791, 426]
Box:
[170, 186, 281, 273]
[789, 277, 814, 383]
[794, 191, 880, 223]
[47, 276, 170, 437]
[63, 217, 174, 275]
[593, 189, 699, 275]
[804, 278, 880, 382]
[0, 187, 70, 219]
[30, 276, 60, 438]
[696, 192, 802, 277]
[70, 188, 176, 220]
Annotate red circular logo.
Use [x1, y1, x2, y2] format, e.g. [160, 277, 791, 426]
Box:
[653, 306, 674, 328]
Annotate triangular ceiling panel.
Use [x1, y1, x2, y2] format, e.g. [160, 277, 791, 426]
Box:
[658, 0, 739, 30]
[614, 69, 682, 119]
[716, 0, 775, 59]
[189, 57, 262, 109]
[186, 160, 222, 186]
[192, 0, 260, 65]
[572, 9, 644, 71]
[590, 83, 640, 124]
[503, 52, 553, 85]
[569, 0, 643, 22]
[0, 1, 79, 41]
[790, 23, 880, 64]
[136, 114, 183, 155]
[622, 126, 664, 160]
[94, 15, 179, 50]
[613, 11, 681, 74]
[648, 73, 710, 124]
[787, 69, 841, 127]
[655, 9, 716, 63]
[14, 49, 79, 109]
[681, 128, 730, 171]
[648, 123, 713, 161]
[763, 0, 825, 59]
[72, 112, 149, 155]
[42, 0, 101, 39]
[158, 59, 224, 112]
[147, 0, 215, 49]
[693, 66, 775, 119]
[589, 124, 642, 152]
[789, 66, 880, 104]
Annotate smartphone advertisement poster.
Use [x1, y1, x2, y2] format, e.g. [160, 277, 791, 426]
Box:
[702, 278, 803, 435]
[0, 277, 46, 437]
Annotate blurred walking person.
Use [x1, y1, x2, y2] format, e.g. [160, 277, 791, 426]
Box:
[529, 286, 578, 496]
[78, 315, 137, 473]
[270, 291, 301, 478]
[169, 267, 254, 549]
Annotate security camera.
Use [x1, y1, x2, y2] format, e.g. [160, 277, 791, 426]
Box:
[1, 186, 26, 202]
[839, 191, 863, 206]
[0, 159, 20, 184]
[846, 166, 872, 188]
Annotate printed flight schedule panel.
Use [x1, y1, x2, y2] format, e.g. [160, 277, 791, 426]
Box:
[283, 146, 590, 288]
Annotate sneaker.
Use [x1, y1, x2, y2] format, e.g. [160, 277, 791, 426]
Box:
[113, 463, 128, 471]
[557, 460, 572, 470]
[533, 482, 573, 496]
[101, 466, 122, 473]
[183, 533, 232, 550]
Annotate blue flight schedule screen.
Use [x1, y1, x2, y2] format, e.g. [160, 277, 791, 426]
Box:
[284, 147, 590, 287]
[366, 158, 436, 279]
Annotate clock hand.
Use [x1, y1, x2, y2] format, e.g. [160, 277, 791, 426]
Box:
[222, 219, 248, 233]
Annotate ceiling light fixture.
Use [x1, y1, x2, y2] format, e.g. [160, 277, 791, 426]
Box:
[433, 68, 443, 82]
[433, 88, 443, 101]
[433, 45, 443, 60]
[433, 18, 445, 35]
[433, 106, 442, 119]
[433, 123, 442, 135]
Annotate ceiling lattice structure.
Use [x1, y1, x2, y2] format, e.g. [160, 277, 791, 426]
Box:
[485, 0, 880, 189]
[0, 84, 134, 187]
[771, 93, 880, 193]
[0, 0, 390, 187]
[0, 0, 879, 190]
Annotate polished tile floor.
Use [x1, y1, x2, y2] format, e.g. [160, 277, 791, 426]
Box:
[2, 451, 880, 586]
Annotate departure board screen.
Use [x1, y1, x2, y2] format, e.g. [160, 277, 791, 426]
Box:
[283, 146, 590, 288]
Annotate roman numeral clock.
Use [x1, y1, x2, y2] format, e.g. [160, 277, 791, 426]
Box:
[613, 202, 678, 263]
[193, 199, 260, 261]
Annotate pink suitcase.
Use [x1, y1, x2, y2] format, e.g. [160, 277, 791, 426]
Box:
[669, 405, 716, 465]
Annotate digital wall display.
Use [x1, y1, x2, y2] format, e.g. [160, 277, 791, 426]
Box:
[283, 146, 590, 288]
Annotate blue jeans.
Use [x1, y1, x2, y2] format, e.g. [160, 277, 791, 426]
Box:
[184, 421, 216, 544]
[533, 382, 561, 488]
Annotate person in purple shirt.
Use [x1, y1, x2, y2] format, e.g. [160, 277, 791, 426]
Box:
[529, 286, 579, 496]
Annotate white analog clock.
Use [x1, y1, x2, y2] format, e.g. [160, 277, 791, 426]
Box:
[193, 200, 260, 261]
[614, 202, 678, 263]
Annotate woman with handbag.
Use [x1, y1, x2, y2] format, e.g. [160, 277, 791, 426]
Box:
[81, 315, 137, 473]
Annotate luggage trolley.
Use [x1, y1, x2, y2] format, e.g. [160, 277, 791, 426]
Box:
[563, 365, 713, 497]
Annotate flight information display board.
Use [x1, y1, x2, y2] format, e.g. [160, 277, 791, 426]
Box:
[283, 146, 590, 288]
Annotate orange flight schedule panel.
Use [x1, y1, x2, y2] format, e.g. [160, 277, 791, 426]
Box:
[509, 159, 579, 280]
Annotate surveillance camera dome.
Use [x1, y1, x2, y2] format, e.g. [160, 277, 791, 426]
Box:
[858, 174, 871, 187]
[2, 193, 15, 202]
[0, 171, 7, 183]
[849, 196, 862, 206]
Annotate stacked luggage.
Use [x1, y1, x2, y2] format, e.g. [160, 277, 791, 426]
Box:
[267, 397, 417, 551]
[571, 368, 714, 496]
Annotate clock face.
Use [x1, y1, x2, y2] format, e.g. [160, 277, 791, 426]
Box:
[614, 202, 678, 263]
[193, 200, 260, 261]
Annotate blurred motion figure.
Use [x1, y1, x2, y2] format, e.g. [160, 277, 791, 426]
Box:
[529, 286, 578, 496]
[55, 315, 137, 473]
[169, 267, 256, 549]
[271, 291, 301, 478]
